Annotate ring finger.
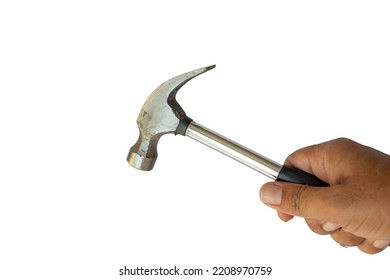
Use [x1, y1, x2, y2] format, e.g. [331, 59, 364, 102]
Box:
[330, 229, 365, 247]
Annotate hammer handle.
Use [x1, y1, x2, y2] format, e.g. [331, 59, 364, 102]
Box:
[186, 122, 328, 187]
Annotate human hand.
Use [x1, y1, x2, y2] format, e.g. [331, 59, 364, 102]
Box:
[260, 138, 390, 254]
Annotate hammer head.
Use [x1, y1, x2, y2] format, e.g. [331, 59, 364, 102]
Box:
[127, 65, 215, 171]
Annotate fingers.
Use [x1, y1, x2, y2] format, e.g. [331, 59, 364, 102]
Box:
[358, 239, 389, 254]
[277, 211, 294, 222]
[260, 182, 389, 254]
[330, 229, 365, 247]
[304, 218, 388, 254]
[305, 218, 364, 246]
[260, 182, 334, 219]
[304, 218, 330, 235]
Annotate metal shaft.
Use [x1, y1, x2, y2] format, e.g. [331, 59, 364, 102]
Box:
[185, 122, 282, 180]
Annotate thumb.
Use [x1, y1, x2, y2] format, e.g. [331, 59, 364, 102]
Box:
[260, 181, 332, 219]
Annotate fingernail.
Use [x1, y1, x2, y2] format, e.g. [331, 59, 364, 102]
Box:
[261, 184, 282, 205]
[322, 222, 339, 232]
[373, 240, 389, 249]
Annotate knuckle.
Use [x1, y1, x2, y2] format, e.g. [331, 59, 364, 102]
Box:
[305, 218, 329, 235]
[289, 185, 308, 214]
[330, 230, 364, 246]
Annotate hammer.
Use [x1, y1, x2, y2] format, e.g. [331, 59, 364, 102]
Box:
[127, 65, 328, 186]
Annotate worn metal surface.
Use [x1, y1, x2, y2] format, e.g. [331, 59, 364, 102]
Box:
[127, 65, 215, 170]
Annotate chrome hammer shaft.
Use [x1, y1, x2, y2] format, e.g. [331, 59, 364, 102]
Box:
[186, 122, 281, 180]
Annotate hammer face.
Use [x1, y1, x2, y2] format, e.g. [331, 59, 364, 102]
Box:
[127, 130, 162, 171]
[127, 148, 156, 171]
[127, 65, 216, 171]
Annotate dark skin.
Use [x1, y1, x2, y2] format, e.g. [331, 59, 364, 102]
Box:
[260, 138, 390, 254]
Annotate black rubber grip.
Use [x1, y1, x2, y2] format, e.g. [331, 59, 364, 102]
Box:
[276, 165, 329, 187]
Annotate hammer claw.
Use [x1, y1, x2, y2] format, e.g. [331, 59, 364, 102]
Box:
[127, 65, 215, 170]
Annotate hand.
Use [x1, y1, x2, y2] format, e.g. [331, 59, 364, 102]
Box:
[260, 138, 390, 254]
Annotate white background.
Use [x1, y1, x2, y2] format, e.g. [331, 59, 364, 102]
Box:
[1, 1, 390, 279]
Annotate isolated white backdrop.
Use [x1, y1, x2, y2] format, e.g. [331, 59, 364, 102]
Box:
[1, 1, 390, 279]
